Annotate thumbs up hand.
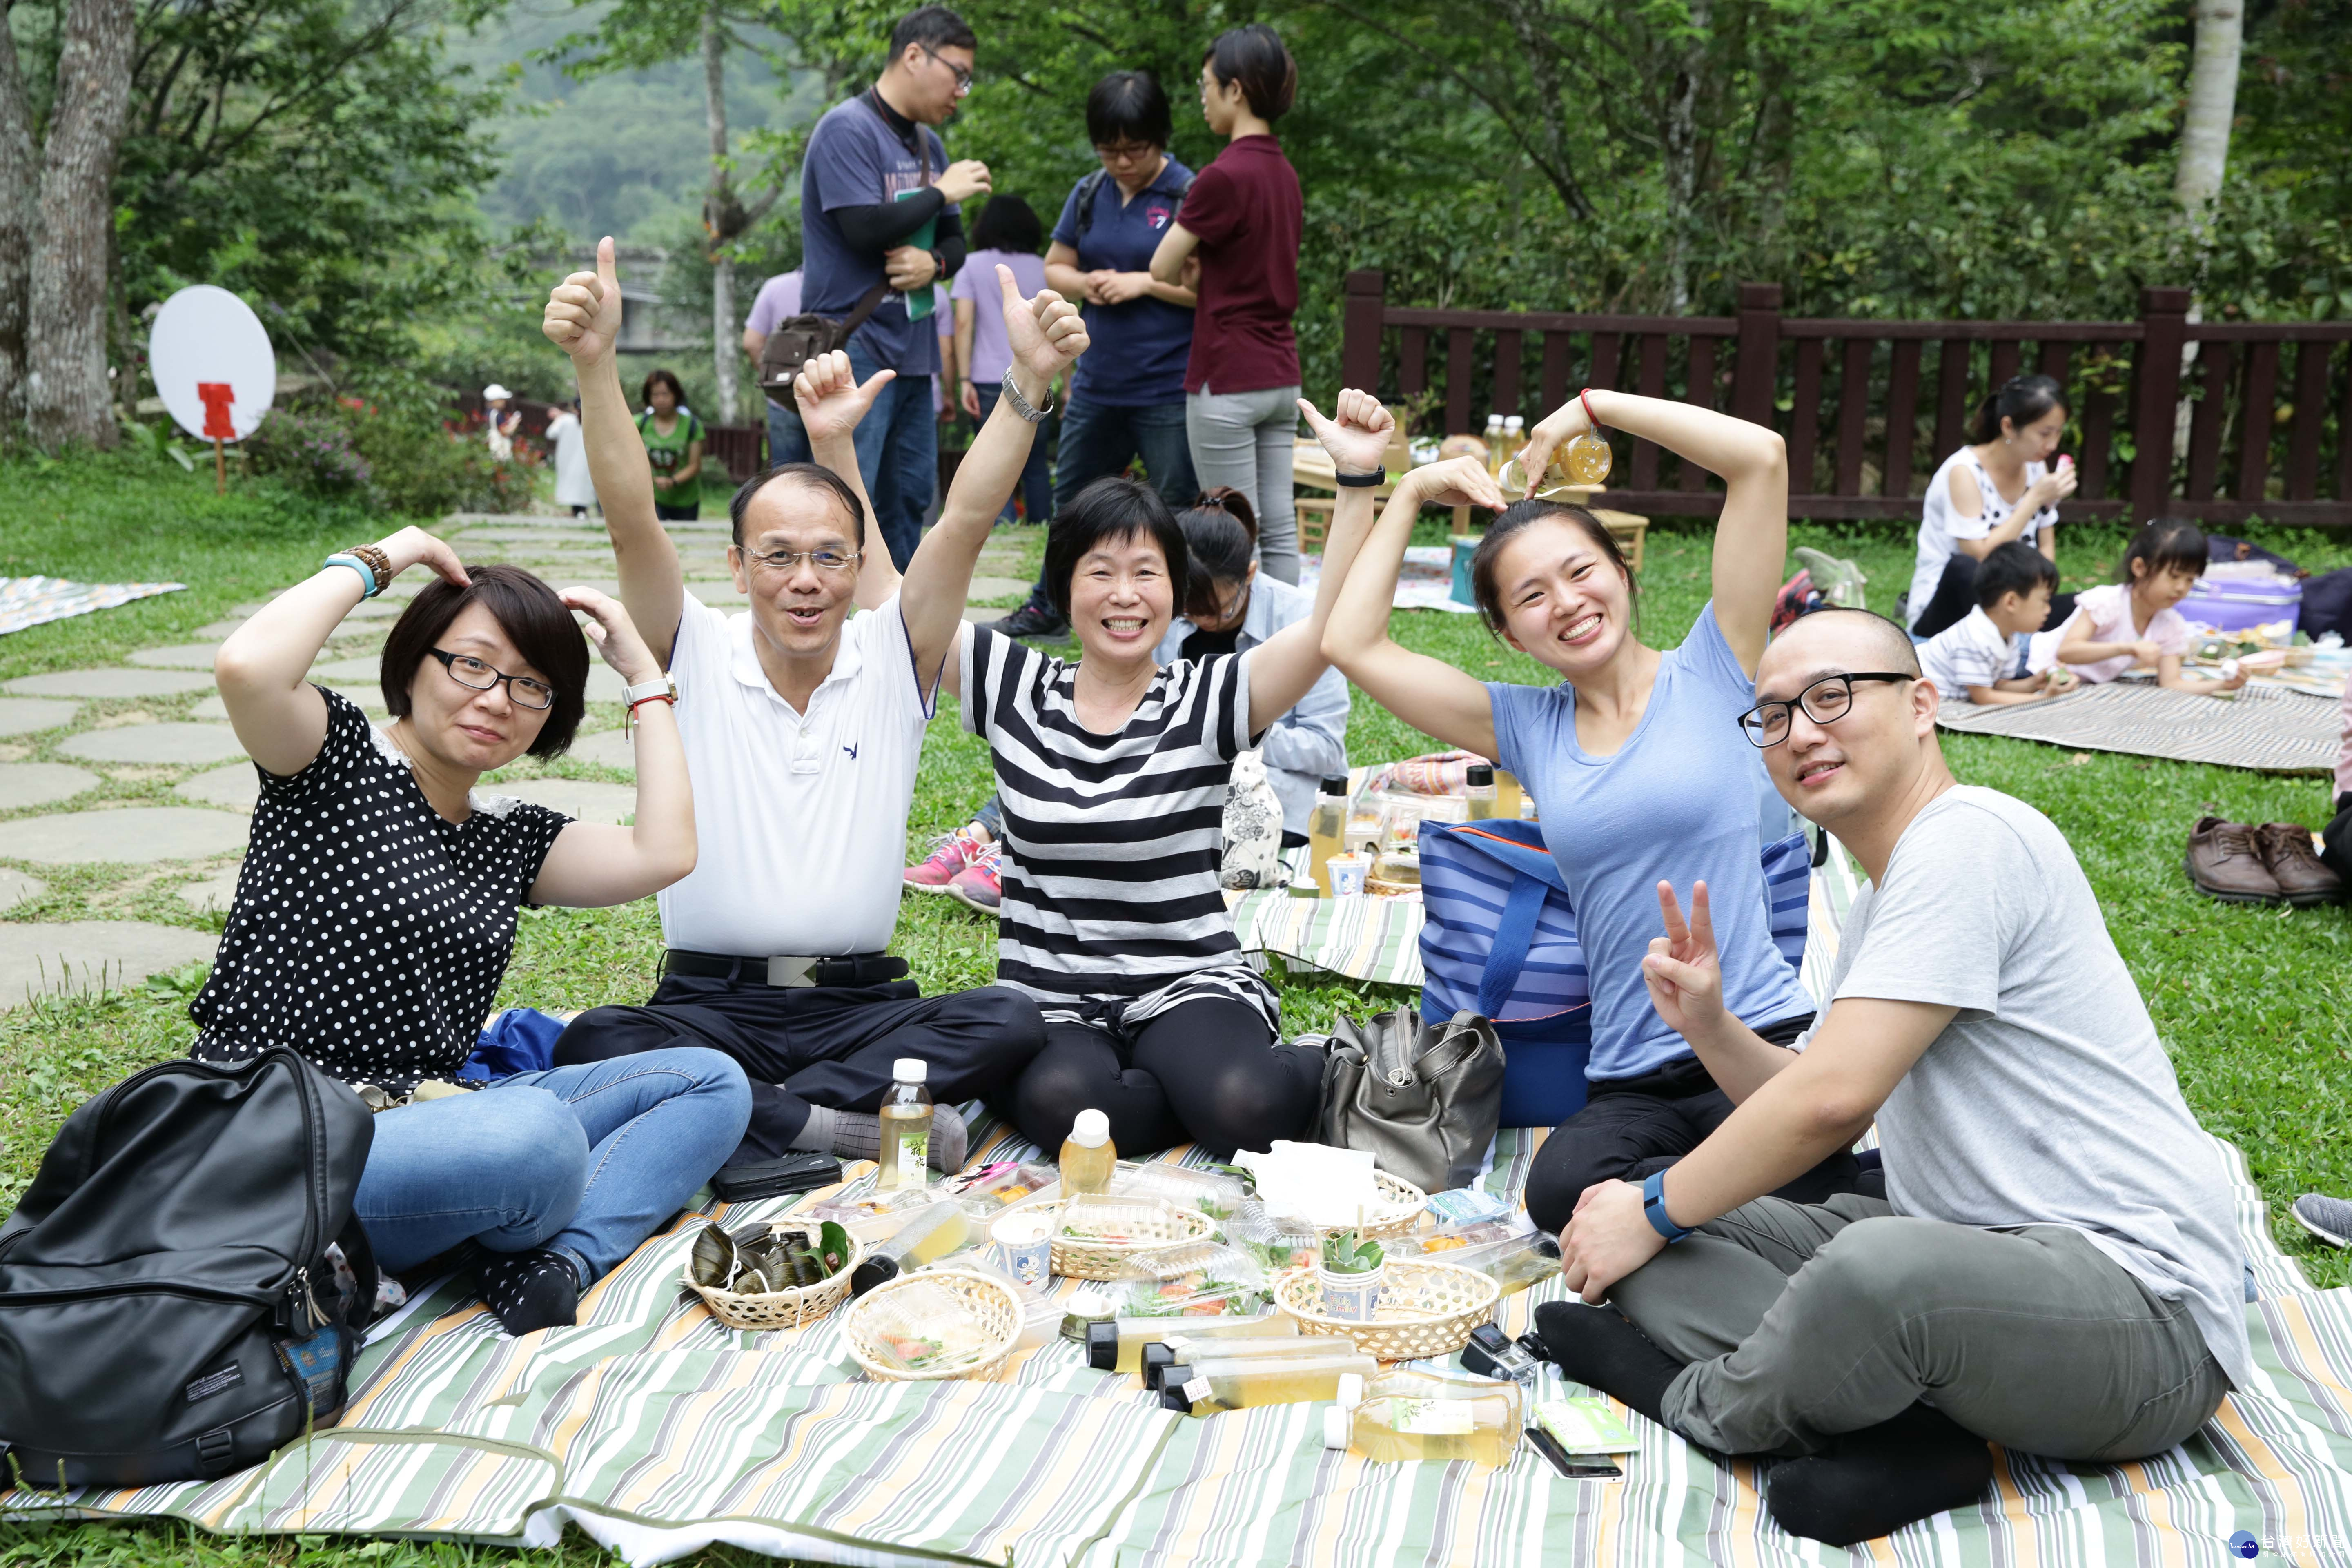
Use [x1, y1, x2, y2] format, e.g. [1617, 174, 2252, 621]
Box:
[543, 236, 626, 365]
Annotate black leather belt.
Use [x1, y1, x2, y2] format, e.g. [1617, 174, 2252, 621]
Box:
[662, 949, 909, 988]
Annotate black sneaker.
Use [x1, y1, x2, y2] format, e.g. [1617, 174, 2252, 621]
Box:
[982, 603, 1069, 640]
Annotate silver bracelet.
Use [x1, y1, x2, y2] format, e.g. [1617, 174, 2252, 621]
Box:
[998, 368, 1054, 424]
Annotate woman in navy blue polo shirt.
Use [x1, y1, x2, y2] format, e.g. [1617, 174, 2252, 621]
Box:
[980, 70, 1198, 641]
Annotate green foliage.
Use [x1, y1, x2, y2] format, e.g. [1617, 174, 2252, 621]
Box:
[1321, 1228, 1385, 1274]
[243, 408, 375, 499]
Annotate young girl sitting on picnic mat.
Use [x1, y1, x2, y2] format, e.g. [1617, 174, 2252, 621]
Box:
[2025, 518, 2248, 695]
[194, 531, 749, 1336]
[1322, 390, 1875, 1234]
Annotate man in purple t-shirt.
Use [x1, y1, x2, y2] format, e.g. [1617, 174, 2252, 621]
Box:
[797, 4, 992, 569]
[742, 269, 808, 468]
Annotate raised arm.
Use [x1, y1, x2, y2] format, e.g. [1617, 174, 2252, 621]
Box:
[790, 350, 895, 609]
[526, 588, 697, 907]
[1148, 221, 1200, 286]
[1245, 392, 1419, 736]
[1519, 389, 1788, 673]
[1320, 456, 1511, 759]
[899, 266, 1089, 689]
[543, 236, 684, 664]
[214, 527, 470, 777]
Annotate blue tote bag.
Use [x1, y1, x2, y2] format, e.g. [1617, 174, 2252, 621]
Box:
[1419, 820, 1813, 1129]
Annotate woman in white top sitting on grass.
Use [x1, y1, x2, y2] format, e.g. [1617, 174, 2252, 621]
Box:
[1907, 374, 2079, 637]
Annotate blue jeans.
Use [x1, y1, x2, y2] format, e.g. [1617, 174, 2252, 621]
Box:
[354, 1047, 751, 1286]
[847, 340, 936, 571]
[973, 382, 1054, 525]
[1020, 396, 1195, 614]
[765, 399, 812, 469]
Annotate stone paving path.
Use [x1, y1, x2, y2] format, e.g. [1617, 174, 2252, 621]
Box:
[0, 513, 1039, 1010]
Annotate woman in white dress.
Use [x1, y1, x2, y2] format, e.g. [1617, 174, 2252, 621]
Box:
[1906, 374, 2079, 637]
[547, 399, 597, 517]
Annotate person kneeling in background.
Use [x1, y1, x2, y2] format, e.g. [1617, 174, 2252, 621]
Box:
[1916, 540, 2077, 706]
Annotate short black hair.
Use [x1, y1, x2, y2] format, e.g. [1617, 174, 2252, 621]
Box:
[1469, 500, 1638, 639]
[890, 4, 974, 56]
[1044, 477, 1187, 619]
[1774, 606, 1922, 678]
[640, 368, 686, 409]
[969, 193, 1042, 255]
[1204, 24, 1296, 121]
[729, 463, 868, 548]
[1975, 539, 2058, 608]
[1087, 70, 1171, 148]
[1177, 488, 1257, 618]
[2119, 518, 2208, 586]
[381, 563, 588, 759]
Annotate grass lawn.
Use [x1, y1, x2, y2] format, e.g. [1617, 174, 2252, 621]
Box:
[2, 450, 2350, 1566]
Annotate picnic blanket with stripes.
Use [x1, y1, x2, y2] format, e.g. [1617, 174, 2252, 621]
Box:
[10, 853, 2351, 1567]
[0, 575, 186, 637]
[1935, 680, 2342, 774]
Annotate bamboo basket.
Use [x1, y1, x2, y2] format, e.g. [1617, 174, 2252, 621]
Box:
[1355, 1170, 1430, 1243]
[684, 1223, 864, 1332]
[1271, 1258, 1499, 1361]
[844, 1268, 1022, 1382]
[1032, 1198, 1217, 1281]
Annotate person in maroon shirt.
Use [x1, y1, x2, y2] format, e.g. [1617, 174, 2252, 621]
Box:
[1150, 24, 1305, 584]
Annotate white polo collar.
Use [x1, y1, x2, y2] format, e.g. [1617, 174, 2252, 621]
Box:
[726, 607, 863, 714]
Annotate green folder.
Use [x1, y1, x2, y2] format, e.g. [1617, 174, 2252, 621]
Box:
[896, 188, 938, 321]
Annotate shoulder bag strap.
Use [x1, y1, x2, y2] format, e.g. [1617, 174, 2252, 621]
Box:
[1477, 872, 1551, 1020]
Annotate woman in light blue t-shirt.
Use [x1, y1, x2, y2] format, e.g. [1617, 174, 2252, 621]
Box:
[1325, 390, 1866, 1234]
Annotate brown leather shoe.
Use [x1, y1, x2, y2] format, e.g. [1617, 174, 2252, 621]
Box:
[2185, 817, 2283, 904]
[2255, 822, 2345, 906]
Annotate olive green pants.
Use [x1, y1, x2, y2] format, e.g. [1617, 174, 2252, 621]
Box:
[1610, 1194, 2231, 1459]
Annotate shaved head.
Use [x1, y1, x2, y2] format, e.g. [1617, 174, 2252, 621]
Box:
[1760, 608, 1920, 690]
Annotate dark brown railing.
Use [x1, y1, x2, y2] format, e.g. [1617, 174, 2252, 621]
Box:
[1339, 274, 2352, 528]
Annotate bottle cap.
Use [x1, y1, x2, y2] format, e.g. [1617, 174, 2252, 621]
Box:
[1465, 763, 1493, 786]
[1068, 1109, 1110, 1148]
[893, 1058, 927, 1084]
[1323, 1405, 1349, 1450]
[1084, 1319, 1120, 1370]
[1159, 1366, 1197, 1412]
[1319, 775, 1350, 795]
[1336, 1371, 1365, 1410]
[1505, 416, 1523, 432]
[1141, 1341, 1178, 1389]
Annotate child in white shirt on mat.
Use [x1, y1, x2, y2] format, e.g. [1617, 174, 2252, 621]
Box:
[2027, 519, 2247, 695]
[1919, 541, 2078, 706]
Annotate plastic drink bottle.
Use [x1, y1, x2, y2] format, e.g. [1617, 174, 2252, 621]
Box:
[847, 1198, 972, 1295]
[1161, 1349, 1379, 1414]
[1464, 764, 1499, 821]
[1060, 1109, 1116, 1196]
[1142, 1333, 1361, 1390]
[1502, 416, 1525, 471]
[1325, 1371, 1522, 1466]
[1085, 1309, 1295, 1373]
[1484, 414, 1505, 473]
[1307, 775, 1349, 894]
[876, 1058, 932, 1191]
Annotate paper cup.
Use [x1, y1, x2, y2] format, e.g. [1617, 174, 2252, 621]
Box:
[1317, 1262, 1384, 1321]
[1327, 853, 1369, 897]
[993, 1212, 1054, 1288]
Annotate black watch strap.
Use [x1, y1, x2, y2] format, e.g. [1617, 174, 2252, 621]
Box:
[1334, 468, 1387, 488]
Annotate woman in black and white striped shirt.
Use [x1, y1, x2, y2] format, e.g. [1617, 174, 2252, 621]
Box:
[955, 394, 1505, 1157]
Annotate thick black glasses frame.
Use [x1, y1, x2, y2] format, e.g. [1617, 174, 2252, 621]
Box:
[1737, 672, 1915, 748]
[428, 648, 556, 710]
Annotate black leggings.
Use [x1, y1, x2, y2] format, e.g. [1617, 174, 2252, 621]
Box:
[1910, 554, 2075, 643]
[1007, 996, 1323, 1161]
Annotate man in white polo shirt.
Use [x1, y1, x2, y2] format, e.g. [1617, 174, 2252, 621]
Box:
[539, 240, 1084, 1169]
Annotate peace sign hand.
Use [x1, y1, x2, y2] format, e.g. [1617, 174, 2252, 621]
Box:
[1641, 880, 1727, 1042]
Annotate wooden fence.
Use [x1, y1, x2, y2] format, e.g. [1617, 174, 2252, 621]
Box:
[1338, 274, 2352, 528]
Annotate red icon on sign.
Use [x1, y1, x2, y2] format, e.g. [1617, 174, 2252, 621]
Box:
[196, 382, 236, 440]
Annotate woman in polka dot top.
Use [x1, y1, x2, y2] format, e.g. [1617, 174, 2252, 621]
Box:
[196, 525, 751, 1335]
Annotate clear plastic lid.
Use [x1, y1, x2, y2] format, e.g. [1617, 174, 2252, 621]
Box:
[893, 1058, 927, 1083]
[1068, 1108, 1110, 1147]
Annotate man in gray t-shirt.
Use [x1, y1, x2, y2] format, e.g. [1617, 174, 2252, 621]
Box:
[1540, 608, 2244, 1548]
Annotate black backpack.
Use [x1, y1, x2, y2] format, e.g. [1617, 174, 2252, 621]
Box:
[1071, 164, 1195, 243]
[0, 1047, 376, 1490]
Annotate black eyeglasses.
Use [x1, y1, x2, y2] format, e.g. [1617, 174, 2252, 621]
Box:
[922, 45, 972, 89]
[1737, 672, 1915, 748]
[428, 648, 556, 710]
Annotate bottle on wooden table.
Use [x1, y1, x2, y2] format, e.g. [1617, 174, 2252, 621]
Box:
[1483, 414, 1506, 473]
[1307, 775, 1349, 894]
[1060, 1109, 1116, 1196]
[876, 1058, 932, 1191]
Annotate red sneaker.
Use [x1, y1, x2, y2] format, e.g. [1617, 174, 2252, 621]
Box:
[904, 825, 986, 891]
[948, 843, 1002, 913]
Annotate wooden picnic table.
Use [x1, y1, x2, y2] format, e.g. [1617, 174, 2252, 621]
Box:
[1294, 439, 1647, 571]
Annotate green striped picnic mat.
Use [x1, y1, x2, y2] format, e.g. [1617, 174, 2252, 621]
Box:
[12, 858, 2348, 1567]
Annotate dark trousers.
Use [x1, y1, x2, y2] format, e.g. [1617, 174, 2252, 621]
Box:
[1910, 553, 2076, 644]
[1522, 1017, 1877, 1234]
[973, 382, 1054, 525]
[1008, 995, 1321, 1161]
[1016, 397, 1196, 617]
[555, 976, 1045, 1165]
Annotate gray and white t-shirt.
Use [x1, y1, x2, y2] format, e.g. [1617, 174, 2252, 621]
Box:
[1808, 785, 2251, 1389]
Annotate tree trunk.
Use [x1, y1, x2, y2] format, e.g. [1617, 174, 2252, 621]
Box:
[0, 2, 42, 438]
[27, 0, 135, 450]
[1659, 0, 1711, 314]
[702, 2, 738, 428]
[2174, 0, 2243, 223]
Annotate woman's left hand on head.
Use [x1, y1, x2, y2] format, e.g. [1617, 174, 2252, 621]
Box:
[1406, 454, 1508, 512]
[562, 586, 657, 685]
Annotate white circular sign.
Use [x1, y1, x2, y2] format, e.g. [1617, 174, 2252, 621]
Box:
[149, 285, 276, 443]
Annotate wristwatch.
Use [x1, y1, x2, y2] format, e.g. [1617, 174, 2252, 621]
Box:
[622, 673, 678, 730]
[998, 368, 1054, 423]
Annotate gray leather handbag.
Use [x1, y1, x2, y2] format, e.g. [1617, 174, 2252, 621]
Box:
[1314, 1009, 1506, 1194]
